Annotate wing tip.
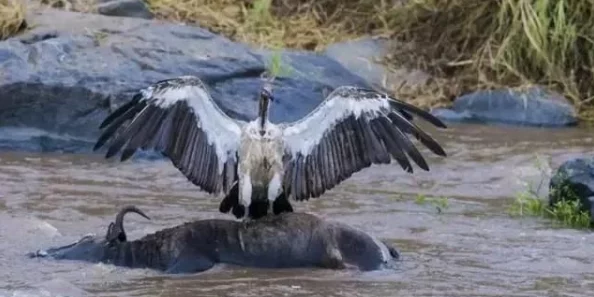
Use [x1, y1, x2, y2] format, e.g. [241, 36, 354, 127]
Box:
[104, 149, 118, 160]
[434, 146, 448, 157]
[92, 141, 103, 152]
[385, 98, 448, 129]
[431, 116, 448, 129]
[424, 137, 448, 158]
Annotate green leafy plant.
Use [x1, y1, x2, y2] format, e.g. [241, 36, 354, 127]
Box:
[508, 154, 591, 229]
[263, 49, 293, 80]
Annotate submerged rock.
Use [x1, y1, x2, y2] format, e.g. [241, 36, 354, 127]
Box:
[431, 87, 578, 127]
[0, 8, 370, 154]
[549, 157, 594, 225]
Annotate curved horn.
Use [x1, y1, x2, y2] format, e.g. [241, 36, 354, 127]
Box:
[106, 205, 150, 243]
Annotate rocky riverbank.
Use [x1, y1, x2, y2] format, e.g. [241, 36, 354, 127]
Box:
[0, 6, 581, 153]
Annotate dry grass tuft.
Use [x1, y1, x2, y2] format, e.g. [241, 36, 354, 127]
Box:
[37, 0, 96, 12]
[0, 0, 27, 40]
[146, 0, 396, 51]
[384, 0, 594, 117]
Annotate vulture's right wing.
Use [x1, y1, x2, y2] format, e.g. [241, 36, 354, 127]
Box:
[280, 86, 447, 202]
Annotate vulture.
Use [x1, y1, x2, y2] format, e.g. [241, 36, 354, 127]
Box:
[94, 75, 447, 220]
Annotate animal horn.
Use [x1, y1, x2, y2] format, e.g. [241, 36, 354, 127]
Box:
[106, 205, 151, 243]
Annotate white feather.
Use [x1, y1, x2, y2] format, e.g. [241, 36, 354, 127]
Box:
[281, 87, 390, 158]
[267, 172, 282, 202]
[240, 173, 252, 207]
[140, 77, 244, 174]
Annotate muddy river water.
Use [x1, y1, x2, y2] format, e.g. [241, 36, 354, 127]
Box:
[0, 122, 593, 297]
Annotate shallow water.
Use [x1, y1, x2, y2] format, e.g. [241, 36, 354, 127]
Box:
[1, 123, 594, 297]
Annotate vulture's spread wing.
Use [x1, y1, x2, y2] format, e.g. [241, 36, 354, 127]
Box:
[94, 76, 245, 195]
[280, 86, 447, 201]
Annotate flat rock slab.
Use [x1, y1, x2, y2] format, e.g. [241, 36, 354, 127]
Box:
[0, 8, 370, 154]
[431, 87, 578, 127]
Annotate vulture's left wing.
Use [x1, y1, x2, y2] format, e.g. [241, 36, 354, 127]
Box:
[94, 76, 245, 195]
[280, 86, 447, 202]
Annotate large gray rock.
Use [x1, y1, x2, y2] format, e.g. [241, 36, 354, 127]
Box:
[0, 9, 370, 154]
[431, 86, 578, 127]
[549, 157, 594, 226]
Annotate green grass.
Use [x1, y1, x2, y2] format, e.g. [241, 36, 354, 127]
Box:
[507, 154, 592, 229]
[509, 190, 591, 229]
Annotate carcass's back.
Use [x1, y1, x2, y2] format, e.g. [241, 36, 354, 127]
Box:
[220, 212, 330, 268]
